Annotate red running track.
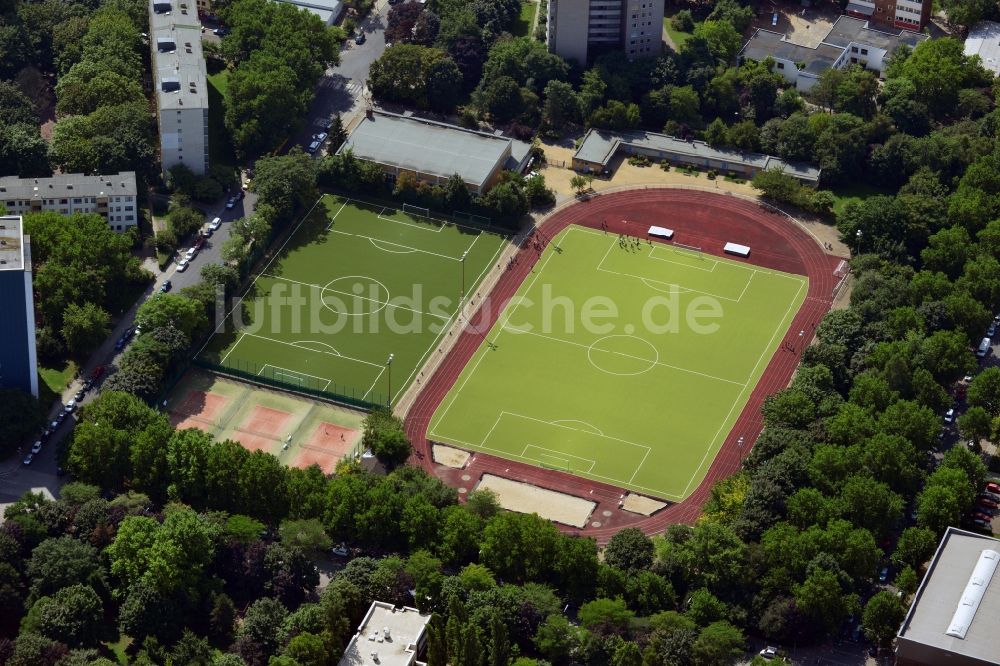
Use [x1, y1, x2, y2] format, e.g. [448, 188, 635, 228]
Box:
[404, 189, 845, 544]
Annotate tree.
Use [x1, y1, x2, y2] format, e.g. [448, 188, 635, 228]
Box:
[23, 584, 105, 646]
[135, 292, 206, 340]
[916, 484, 962, 535]
[862, 591, 906, 646]
[60, 302, 110, 358]
[691, 21, 741, 63]
[691, 621, 744, 666]
[328, 114, 347, 152]
[958, 406, 992, 445]
[251, 149, 318, 223]
[969, 367, 1000, 415]
[369, 44, 446, 108]
[603, 528, 653, 571]
[200, 263, 240, 293]
[541, 80, 580, 129]
[385, 2, 423, 43]
[703, 118, 728, 147]
[237, 596, 288, 654]
[793, 568, 854, 636]
[578, 598, 633, 635]
[475, 75, 522, 122]
[26, 537, 102, 600]
[278, 518, 331, 554]
[533, 614, 582, 664]
[427, 57, 464, 113]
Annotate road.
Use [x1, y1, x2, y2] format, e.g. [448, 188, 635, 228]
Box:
[290, 0, 392, 153]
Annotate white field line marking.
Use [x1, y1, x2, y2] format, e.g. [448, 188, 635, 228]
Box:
[243, 332, 384, 369]
[262, 273, 451, 321]
[259, 364, 332, 391]
[377, 210, 445, 232]
[647, 245, 719, 272]
[328, 228, 460, 261]
[369, 238, 417, 254]
[363, 364, 387, 401]
[679, 277, 808, 498]
[324, 199, 350, 230]
[498, 410, 651, 455]
[500, 325, 746, 387]
[428, 430, 685, 500]
[428, 244, 558, 431]
[521, 444, 597, 473]
[219, 332, 244, 364]
[291, 340, 339, 354]
[198, 194, 329, 357]
[550, 419, 604, 435]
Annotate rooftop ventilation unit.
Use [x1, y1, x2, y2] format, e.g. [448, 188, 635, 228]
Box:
[945, 549, 999, 639]
[153, 1, 171, 13]
[161, 78, 181, 93]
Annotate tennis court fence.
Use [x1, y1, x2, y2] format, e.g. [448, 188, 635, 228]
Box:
[192, 357, 385, 412]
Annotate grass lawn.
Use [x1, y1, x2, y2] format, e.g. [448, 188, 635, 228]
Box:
[39, 361, 77, 399]
[197, 194, 508, 405]
[511, 0, 536, 38]
[428, 225, 807, 500]
[663, 15, 698, 49]
[827, 183, 893, 218]
[207, 69, 237, 169]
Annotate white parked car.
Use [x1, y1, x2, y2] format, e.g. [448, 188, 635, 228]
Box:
[177, 258, 190, 272]
[185, 247, 197, 260]
[944, 408, 955, 424]
[31, 441, 42, 454]
[209, 216, 222, 230]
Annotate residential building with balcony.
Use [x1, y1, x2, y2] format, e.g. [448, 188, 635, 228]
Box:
[547, 0, 663, 64]
[0, 172, 139, 232]
[845, 0, 931, 32]
[150, 0, 210, 177]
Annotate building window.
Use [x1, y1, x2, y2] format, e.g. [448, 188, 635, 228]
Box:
[59, 198, 67, 204]
[125, 205, 134, 211]
[73, 198, 81, 204]
[861, 48, 868, 55]
[776, 62, 784, 69]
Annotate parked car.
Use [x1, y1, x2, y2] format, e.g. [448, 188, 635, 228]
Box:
[160, 279, 172, 293]
[306, 139, 321, 153]
[177, 258, 189, 272]
[354, 31, 366, 44]
[185, 246, 197, 260]
[878, 566, 889, 583]
[759, 646, 778, 660]
[986, 481, 1000, 494]
[990, 323, 997, 337]
[64, 400, 76, 413]
[22, 454, 32, 465]
[91, 365, 105, 380]
[225, 197, 236, 209]
[31, 441, 42, 454]
[209, 216, 222, 230]
[972, 510, 993, 522]
[977, 497, 999, 509]
[213, 27, 228, 36]
[944, 408, 955, 423]
[194, 236, 206, 251]
[973, 518, 990, 528]
[74, 388, 84, 401]
[313, 131, 328, 143]
[331, 544, 349, 557]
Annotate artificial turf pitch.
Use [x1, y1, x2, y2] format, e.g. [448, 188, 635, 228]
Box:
[428, 225, 807, 500]
[197, 195, 507, 404]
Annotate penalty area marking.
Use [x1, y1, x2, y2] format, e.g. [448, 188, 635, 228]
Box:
[376, 207, 446, 232]
[258, 364, 332, 391]
[291, 340, 340, 355]
[521, 445, 598, 473]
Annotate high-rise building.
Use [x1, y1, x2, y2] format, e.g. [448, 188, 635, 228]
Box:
[845, 0, 931, 31]
[546, 0, 663, 65]
[0, 216, 38, 398]
[150, 0, 210, 177]
[0, 172, 139, 232]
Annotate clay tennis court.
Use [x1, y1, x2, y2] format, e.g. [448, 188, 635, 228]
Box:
[166, 370, 365, 472]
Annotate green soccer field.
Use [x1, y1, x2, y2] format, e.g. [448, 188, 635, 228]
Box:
[428, 225, 807, 500]
[197, 195, 508, 405]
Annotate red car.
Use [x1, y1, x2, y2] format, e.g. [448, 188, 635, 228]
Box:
[973, 511, 993, 522]
[987, 482, 1000, 494]
[90, 365, 105, 380]
[977, 497, 999, 510]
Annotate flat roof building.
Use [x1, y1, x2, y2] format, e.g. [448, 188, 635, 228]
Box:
[0, 172, 139, 232]
[845, 0, 931, 32]
[272, 0, 343, 25]
[965, 21, 1000, 76]
[547, 0, 663, 64]
[0, 216, 38, 397]
[338, 110, 532, 194]
[573, 128, 821, 183]
[739, 15, 927, 92]
[896, 527, 1000, 666]
[337, 602, 430, 666]
[150, 0, 209, 176]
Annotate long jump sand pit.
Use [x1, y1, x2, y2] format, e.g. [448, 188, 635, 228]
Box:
[476, 474, 596, 528]
[621, 493, 668, 516]
[432, 444, 470, 469]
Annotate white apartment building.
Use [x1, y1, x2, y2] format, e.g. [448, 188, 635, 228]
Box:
[150, 0, 209, 177]
[739, 16, 927, 92]
[547, 0, 663, 64]
[0, 172, 139, 232]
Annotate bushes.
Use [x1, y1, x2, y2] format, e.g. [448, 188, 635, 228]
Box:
[752, 168, 834, 216]
[671, 9, 694, 32]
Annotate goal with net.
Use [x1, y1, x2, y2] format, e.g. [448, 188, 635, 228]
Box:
[673, 242, 703, 258]
[402, 203, 431, 219]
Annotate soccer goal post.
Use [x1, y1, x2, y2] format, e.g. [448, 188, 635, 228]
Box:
[673, 242, 703, 258]
[402, 203, 431, 218]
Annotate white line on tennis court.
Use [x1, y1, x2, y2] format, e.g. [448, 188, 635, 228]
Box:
[259, 363, 332, 391]
[500, 325, 747, 387]
[679, 277, 807, 498]
[243, 332, 385, 368]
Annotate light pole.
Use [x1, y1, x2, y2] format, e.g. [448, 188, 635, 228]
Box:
[856, 228, 862, 251]
[737, 436, 744, 462]
[386, 353, 394, 407]
[460, 251, 468, 301]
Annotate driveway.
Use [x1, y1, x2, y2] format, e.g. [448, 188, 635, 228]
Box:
[291, 0, 393, 153]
